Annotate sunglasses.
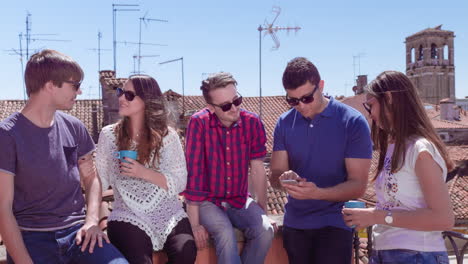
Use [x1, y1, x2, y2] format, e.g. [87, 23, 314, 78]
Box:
[64, 80, 81, 91]
[210, 96, 243, 112]
[285, 85, 318, 106]
[362, 103, 371, 114]
[116, 87, 137, 101]
[362, 97, 379, 114]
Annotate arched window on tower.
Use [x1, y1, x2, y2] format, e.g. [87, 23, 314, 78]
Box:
[443, 44, 449, 65]
[418, 45, 424, 61]
[410, 47, 415, 63]
[431, 43, 438, 59]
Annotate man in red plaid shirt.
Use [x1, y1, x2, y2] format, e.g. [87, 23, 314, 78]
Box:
[183, 72, 273, 264]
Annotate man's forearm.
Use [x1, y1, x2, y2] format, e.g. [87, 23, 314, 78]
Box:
[270, 169, 284, 190]
[314, 179, 366, 202]
[0, 210, 33, 264]
[186, 203, 201, 227]
[251, 164, 268, 211]
[83, 175, 102, 224]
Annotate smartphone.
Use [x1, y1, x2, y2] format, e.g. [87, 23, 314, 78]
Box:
[281, 179, 299, 185]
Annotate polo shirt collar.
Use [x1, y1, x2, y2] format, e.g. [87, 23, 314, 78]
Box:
[319, 96, 336, 118]
[298, 96, 336, 120]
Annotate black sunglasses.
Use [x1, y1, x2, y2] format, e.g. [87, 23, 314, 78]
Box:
[210, 96, 243, 112]
[116, 87, 137, 101]
[362, 103, 371, 114]
[64, 80, 81, 91]
[285, 85, 318, 106]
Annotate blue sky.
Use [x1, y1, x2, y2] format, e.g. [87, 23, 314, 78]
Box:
[1, 0, 467, 100]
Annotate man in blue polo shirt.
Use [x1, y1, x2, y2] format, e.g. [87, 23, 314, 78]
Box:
[270, 57, 372, 263]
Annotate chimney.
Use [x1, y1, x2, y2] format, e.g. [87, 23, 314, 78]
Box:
[440, 98, 455, 121]
[355, 75, 368, 95]
[91, 103, 99, 142]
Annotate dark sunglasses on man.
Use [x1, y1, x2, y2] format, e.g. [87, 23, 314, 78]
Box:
[210, 95, 243, 112]
[64, 80, 81, 91]
[116, 87, 137, 101]
[285, 85, 318, 107]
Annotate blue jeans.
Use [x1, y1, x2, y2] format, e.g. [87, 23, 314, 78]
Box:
[370, 249, 449, 264]
[199, 197, 274, 264]
[7, 223, 128, 264]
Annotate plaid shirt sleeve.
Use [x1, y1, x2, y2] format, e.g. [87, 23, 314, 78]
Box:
[249, 116, 267, 160]
[183, 115, 210, 202]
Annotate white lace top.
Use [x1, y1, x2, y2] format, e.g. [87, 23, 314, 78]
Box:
[95, 124, 188, 250]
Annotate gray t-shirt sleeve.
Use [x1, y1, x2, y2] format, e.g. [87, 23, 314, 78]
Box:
[0, 129, 16, 175]
[76, 122, 95, 158]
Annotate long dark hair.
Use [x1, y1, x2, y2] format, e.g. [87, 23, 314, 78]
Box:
[115, 74, 168, 165]
[366, 71, 453, 179]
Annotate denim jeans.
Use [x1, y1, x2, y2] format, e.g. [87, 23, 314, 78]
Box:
[7, 223, 128, 264]
[199, 197, 274, 264]
[370, 249, 449, 264]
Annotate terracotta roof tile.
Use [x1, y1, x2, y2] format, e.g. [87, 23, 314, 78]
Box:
[340, 93, 371, 124]
[99, 70, 115, 79]
[101, 78, 127, 90]
[163, 89, 183, 101]
[340, 95, 468, 129]
[0, 99, 103, 142]
[447, 174, 468, 222]
[447, 145, 468, 162]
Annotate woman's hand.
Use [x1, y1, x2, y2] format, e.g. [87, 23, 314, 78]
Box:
[342, 207, 378, 230]
[119, 157, 148, 179]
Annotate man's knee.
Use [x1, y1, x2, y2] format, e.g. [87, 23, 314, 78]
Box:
[244, 220, 274, 244]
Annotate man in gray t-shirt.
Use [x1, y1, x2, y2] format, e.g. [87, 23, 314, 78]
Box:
[0, 50, 127, 264]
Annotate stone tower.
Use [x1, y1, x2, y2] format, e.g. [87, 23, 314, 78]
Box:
[405, 25, 455, 104]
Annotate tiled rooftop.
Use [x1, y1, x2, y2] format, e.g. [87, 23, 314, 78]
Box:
[0, 100, 103, 142]
[339, 93, 468, 130]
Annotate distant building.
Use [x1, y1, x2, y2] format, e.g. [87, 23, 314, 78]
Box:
[352, 75, 368, 95]
[405, 25, 455, 104]
[456, 98, 468, 111]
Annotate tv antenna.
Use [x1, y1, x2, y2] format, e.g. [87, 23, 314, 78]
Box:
[88, 31, 111, 99]
[138, 12, 167, 73]
[112, 3, 140, 73]
[353, 53, 366, 82]
[24, 13, 71, 59]
[6, 13, 71, 100]
[257, 6, 301, 118]
[132, 54, 160, 74]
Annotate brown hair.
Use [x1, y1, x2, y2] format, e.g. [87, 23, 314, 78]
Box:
[24, 49, 83, 96]
[282, 57, 321, 90]
[200, 72, 237, 103]
[114, 75, 168, 165]
[366, 71, 454, 179]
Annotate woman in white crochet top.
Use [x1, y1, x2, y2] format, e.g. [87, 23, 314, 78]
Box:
[95, 75, 196, 264]
[342, 71, 454, 264]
